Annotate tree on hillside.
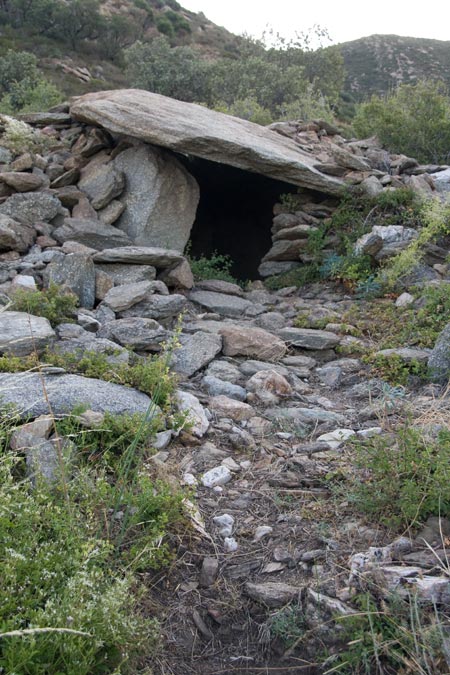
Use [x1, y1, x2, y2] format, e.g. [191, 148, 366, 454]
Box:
[0, 49, 62, 114]
[353, 80, 450, 163]
[125, 38, 212, 103]
[50, 0, 105, 50]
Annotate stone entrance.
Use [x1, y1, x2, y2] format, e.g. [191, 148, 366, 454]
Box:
[183, 156, 297, 280]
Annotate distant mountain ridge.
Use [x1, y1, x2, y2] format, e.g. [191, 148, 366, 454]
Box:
[339, 34, 450, 100]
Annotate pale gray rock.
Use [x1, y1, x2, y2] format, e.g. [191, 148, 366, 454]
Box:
[97, 318, 167, 351]
[239, 360, 290, 378]
[0, 192, 61, 225]
[102, 280, 153, 312]
[220, 325, 287, 361]
[98, 199, 125, 225]
[266, 406, 345, 426]
[428, 322, 450, 383]
[119, 293, 186, 321]
[209, 395, 254, 421]
[0, 171, 44, 192]
[432, 167, 450, 194]
[202, 375, 247, 401]
[44, 253, 95, 309]
[189, 289, 256, 318]
[0, 372, 154, 418]
[175, 390, 209, 437]
[159, 259, 194, 289]
[245, 582, 301, 607]
[92, 246, 184, 267]
[255, 311, 287, 330]
[53, 218, 132, 250]
[0, 214, 35, 252]
[170, 331, 222, 377]
[54, 337, 129, 365]
[200, 557, 219, 587]
[195, 279, 244, 297]
[201, 465, 232, 488]
[262, 238, 307, 262]
[78, 160, 125, 209]
[0, 311, 55, 356]
[205, 360, 242, 383]
[375, 347, 430, 363]
[113, 143, 199, 250]
[95, 262, 156, 285]
[278, 327, 339, 350]
[71, 89, 344, 194]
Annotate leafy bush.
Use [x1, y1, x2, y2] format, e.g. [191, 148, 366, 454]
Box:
[348, 425, 450, 529]
[214, 96, 273, 125]
[334, 591, 448, 674]
[44, 348, 177, 407]
[353, 80, 450, 163]
[380, 198, 450, 290]
[0, 49, 63, 115]
[187, 248, 238, 284]
[0, 411, 178, 674]
[11, 283, 79, 327]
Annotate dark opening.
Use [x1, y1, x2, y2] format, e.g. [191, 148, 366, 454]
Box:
[180, 156, 298, 280]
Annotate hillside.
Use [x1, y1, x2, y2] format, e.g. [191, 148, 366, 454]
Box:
[340, 34, 450, 99]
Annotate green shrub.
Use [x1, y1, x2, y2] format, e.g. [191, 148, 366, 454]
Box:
[156, 15, 174, 38]
[367, 352, 428, 386]
[10, 283, 79, 327]
[348, 425, 450, 529]
[380, 198, 450, 290]
[353, 80, 450, 163]
[187, 248, 238, 284]
[334, 591, 447, 674]
[45, 348, 177, 407]
[214, 96, 273, 125]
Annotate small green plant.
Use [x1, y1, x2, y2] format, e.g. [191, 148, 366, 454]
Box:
[269, 606, 307, 647]
[186, 246, 238, 284]
[46, 348, 177, 407]
[348, 425, 450, 529]
[366, 353, 428, 386]
[333, 591, 448, 674]
[11, 283, 78, 327]
[380, 198, 450, 290]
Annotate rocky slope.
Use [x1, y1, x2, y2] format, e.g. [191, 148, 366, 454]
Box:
[340, 34, 450, 100]
[0, 102, 449, 673]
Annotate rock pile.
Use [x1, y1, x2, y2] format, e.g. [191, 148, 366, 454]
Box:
[0, 96, 449, 671]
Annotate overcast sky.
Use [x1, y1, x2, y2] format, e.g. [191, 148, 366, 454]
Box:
[181, 0, 450, 45]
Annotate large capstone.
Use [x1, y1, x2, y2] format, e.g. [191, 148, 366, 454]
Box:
[70, 90, 344, 194]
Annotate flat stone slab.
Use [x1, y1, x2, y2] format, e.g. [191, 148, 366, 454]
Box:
[93, 246, 184, 267]
[0, 372, 154, 418]
[0, 311, 55, 356]
[71, 89, 344, 194]
[278, 327, 340, 350]
[189, 290, 257, 318]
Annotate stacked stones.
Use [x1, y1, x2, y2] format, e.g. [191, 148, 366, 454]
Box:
[259, 192, 336, 278]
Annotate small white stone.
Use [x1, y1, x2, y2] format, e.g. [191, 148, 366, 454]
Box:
[254, 525, 273, 542]
[153, 430, 172, 450]
[395, 292, 414, 308]
[317, 428, 356, 449]
[11, 274, 37, 290]
[213, 513, 235, 538]
[201, 465, 232, 488]
[183, 472, 197, 486]
[240, 460, 252, 470]
[222, 456, 240, 471]
[223, 537, 238, 552]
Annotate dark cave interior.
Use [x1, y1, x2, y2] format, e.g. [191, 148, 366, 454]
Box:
[181, 156, 298, 280]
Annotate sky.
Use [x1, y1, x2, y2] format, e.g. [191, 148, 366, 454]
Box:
[180, 0, 450, 45]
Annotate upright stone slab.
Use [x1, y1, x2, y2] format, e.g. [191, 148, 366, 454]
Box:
[113, 143, 199, 251]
